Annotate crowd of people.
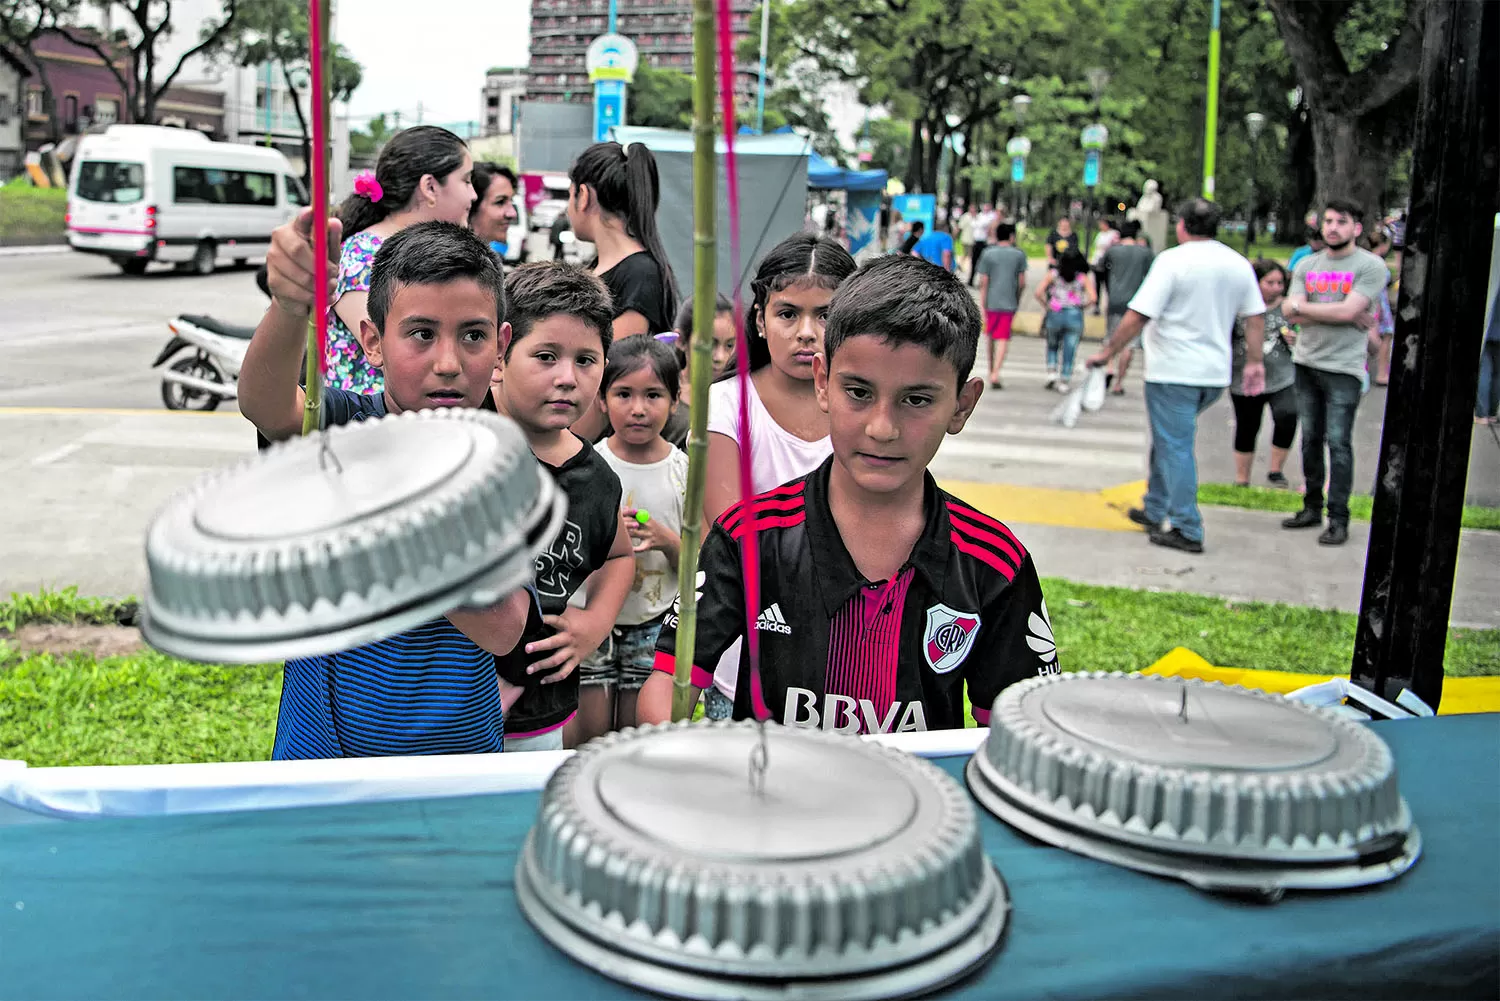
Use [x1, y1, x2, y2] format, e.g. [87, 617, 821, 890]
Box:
[237, 119, 1451, 763]
[243, 124, 1059, 762]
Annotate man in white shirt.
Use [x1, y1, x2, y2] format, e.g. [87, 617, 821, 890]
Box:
[1086, 198, 1267, 553]
[967, 203, 999, 287]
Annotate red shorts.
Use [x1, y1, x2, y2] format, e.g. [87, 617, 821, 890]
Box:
[985, 310, 1015, 340]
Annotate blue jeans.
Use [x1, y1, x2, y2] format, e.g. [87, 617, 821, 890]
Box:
[1294, 364, 1362, 524]
[1144, 382, 1223, 543]
[1045, 308, 1084, 381]
[1479, 340, 1500, 419]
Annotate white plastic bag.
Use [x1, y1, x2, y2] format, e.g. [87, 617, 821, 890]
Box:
[1080, 366, 1108, 412]
[1049, 384, 1085, 428]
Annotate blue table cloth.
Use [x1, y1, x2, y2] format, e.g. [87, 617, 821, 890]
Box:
[3, 715, 1497, 999]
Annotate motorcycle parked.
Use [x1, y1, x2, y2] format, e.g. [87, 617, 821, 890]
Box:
[153, 314, 252, 411]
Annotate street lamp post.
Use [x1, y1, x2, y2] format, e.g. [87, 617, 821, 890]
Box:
[1083, 68, 1110, 256]
[1009, 93, 1031, 223]
[1244, 111, 1266, 255]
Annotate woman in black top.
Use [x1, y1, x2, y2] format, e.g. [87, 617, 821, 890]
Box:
[567, 141, 680, 439]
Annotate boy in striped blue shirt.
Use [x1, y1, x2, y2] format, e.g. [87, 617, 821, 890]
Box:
[241, 212, 532, 758]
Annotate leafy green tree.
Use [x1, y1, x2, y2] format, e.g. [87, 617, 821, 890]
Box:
[1264, 0, 1425, 224]
[628, 61, 693, 130]
[224, 0, 362, 182]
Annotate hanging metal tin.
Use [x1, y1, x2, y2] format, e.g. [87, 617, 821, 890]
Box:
[140, 408, 565, 663]
[967, 672, 1421, 899]
[517, 722, 1010, 999]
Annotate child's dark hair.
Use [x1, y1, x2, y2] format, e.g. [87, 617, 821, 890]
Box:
[503, 261, 615, 360]
[993, 221, 1015, 242]
[740, 232, 857, 373]
[469, 161, 518, 225]
[603, 333, 681, 401]
[1252, 258, 1289, 287]
[824, 255, 979, 387]
[367, 221, 506, 334]
[1056, 248, 1090, 283]
[1118, 220, 1141, 240]
[336, 126, 469, 237]
[675, 292, 733, 342]
[570, 141, 680, 323]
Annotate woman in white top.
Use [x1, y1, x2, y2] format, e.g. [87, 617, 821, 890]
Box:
[701, 231, 857, 718]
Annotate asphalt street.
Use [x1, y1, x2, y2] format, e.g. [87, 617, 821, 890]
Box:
[0, 249, 269, 410]
[1, 248, 1496, 629]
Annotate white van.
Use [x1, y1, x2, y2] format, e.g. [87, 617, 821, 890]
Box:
[66, 124, 307, 275]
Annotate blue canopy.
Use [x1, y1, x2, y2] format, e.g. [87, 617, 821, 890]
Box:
[807, 150, 888, 193]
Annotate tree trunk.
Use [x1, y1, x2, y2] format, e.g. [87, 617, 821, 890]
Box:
[283, 63, 313, 185]
[903, 118, 922, 192]
[1306, 107, 1397, 226]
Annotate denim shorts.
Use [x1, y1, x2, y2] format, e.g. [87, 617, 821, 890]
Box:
[703, 684, 735, 720]
[578, 616, 664, 690]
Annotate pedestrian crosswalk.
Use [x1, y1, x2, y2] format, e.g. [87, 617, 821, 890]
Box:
[931, 340, 1152, 491]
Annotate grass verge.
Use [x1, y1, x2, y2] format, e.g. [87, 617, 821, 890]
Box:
[1, 586, 1495, 766]
[1199, 483, 1500, 533]
[0, 181, 67, 243]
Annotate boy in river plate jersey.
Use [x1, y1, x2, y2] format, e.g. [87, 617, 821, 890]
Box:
[637, 255, 1058, 734]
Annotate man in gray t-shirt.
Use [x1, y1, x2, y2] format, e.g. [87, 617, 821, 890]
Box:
[1280, 199, 1388, 546]
[975, 222, 1028, 387]
[1099, 221, 1155, 392]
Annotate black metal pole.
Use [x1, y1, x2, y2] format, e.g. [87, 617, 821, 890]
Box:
[1351, 0, 1498, 710]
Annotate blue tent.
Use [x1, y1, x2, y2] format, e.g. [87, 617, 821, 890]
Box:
[807, 150, 888, 193]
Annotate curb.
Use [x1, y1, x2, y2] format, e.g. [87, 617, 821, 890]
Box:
[0, 244, 71, 257]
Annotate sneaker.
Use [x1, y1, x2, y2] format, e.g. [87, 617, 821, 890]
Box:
[1149, 527, 1204, 553]
[1045, 370, 1058, 389]
[1267, 471, 1289, 488]
[1282, 508, 1322, 530]
[1056, 381, 1071, 394]
[989, 377, 1003, 390]
[1318, 522, 1349, 546]
[1127, 507, 1160, 531]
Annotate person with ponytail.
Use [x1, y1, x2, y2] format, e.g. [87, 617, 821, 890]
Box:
[698, 231, 857, 720]
[326, 126, 475, 394]
[565, 141, 681, 441]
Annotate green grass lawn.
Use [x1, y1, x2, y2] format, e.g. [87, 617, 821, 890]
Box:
[0, 181, 67, 242]
[2, 585, 1494, 767]
[1199, 483, 1500, 532]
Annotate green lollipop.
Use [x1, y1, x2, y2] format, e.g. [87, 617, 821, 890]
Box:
[634, 510, 652, 525]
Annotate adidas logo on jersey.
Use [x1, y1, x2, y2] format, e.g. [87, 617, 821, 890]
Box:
[755, 603, 792, 634]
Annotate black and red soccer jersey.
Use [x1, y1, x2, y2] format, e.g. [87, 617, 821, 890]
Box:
[653, 458, 1060, 734]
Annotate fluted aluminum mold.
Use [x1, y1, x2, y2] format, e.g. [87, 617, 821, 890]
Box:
[142, 408, 546, 653]
[519, 722, 1000, 982]
[973, 672, 1412, 863]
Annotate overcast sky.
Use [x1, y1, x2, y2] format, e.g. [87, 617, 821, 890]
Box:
[337, 0, 531, 129]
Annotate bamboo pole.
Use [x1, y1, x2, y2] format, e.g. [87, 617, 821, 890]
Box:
[671, 0, 719, 722]
[301, 0, 333, 436]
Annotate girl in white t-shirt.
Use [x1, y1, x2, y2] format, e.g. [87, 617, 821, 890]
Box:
[578, 335, 690, 738]
[701, 232, 858, 719]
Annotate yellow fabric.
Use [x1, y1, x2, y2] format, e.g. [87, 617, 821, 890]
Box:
[1143, 647, 1500, 716]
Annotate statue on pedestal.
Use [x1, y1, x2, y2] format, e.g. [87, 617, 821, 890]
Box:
[1128, 179, 1169, 251]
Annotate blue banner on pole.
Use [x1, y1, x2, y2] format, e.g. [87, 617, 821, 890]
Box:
[891, 194, 936, 239]
[1083, 150, 1101, 188]
[594, 79, 624, 142]
[1011, 156, 1026, 183]
[846, 190, 881, 257]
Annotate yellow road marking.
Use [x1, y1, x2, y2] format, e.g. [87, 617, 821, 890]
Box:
[941, 479, 1145, 532]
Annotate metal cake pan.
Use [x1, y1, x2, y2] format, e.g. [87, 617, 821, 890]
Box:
[141, 408, 564, 663]
[967, 672, 1420, 896]
[517, 722, 1009, 999]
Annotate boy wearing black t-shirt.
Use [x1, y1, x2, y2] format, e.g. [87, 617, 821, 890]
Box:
[491, 262, 635, 750]
[638, 255, 1058, 734]
[240, 215, 532, 758]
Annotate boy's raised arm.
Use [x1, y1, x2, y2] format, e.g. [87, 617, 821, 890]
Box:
[240, 209, 341, 441]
